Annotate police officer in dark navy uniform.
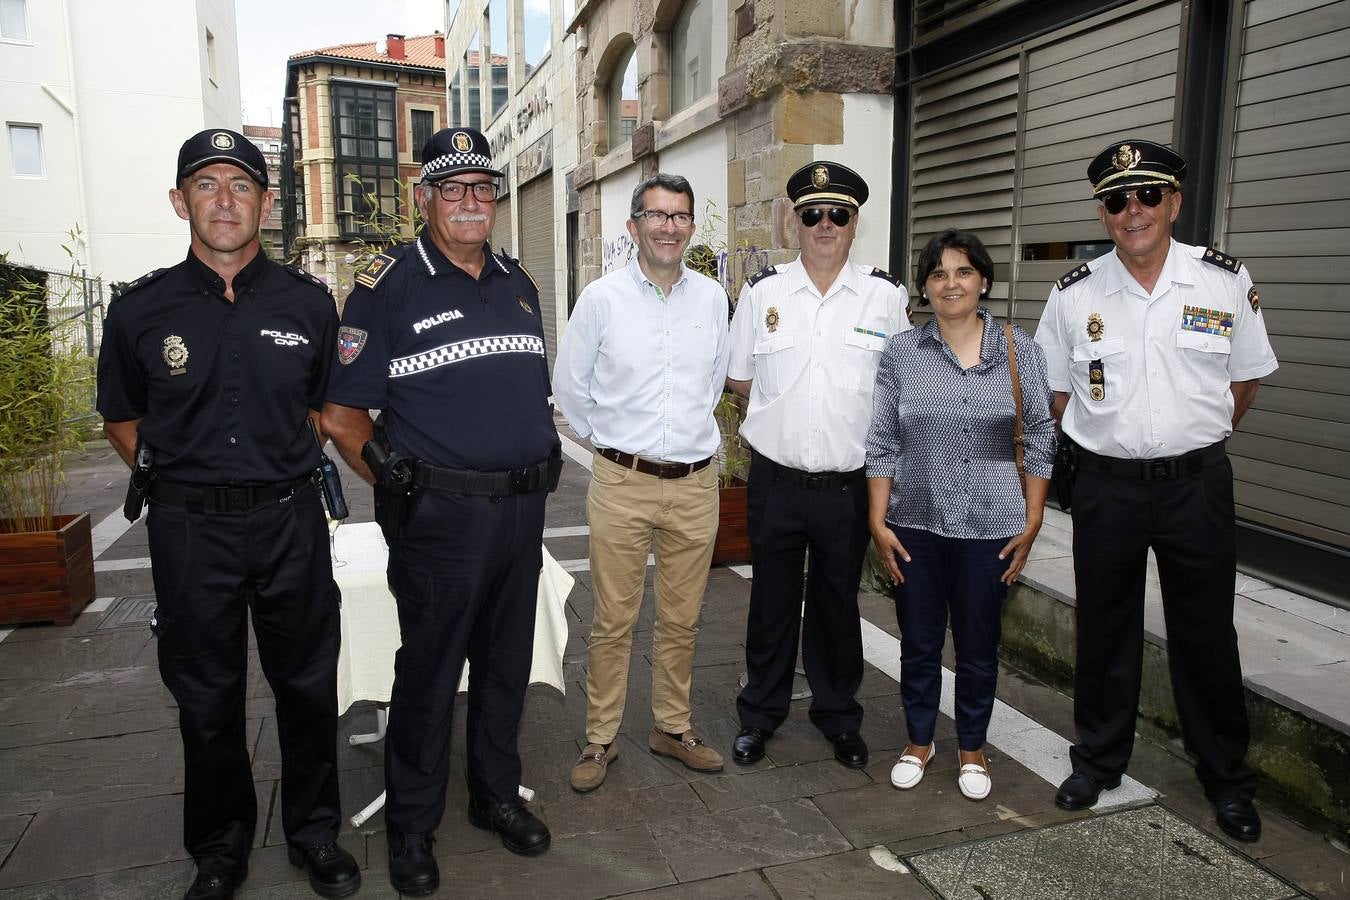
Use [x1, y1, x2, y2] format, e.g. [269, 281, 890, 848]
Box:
[96, 129, 360, 900]
[321, 126, 560, 896]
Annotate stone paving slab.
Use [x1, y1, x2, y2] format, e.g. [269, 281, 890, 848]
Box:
[0, 726, 192, 813]
[764, 847, 934, 899]
[0, 858, 195, 900]
[691, 757, 870, 813]
[905, 805, 1306, 900]
[623, 869, 777, 899]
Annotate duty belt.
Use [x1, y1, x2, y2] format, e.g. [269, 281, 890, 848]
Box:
[149, 475, 313, 512]
[756, 451, 865, 490]
[413, 458, 553, 496]
[1075, 441, 1227, 481]
[596, 447, 713, 479]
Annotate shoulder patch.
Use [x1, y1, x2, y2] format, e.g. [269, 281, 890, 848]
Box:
[111, 268, 168, 301]
[1055, 263, 1094, 292]
[284, 264, 332, 296]
[1200, 247, 1241, 274]
[353, 252, 398, 291]
[746, 265, 778, 288]
[869, 267, 903, 288]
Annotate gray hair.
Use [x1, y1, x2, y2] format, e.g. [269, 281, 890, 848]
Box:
[629, 173, 695, 217]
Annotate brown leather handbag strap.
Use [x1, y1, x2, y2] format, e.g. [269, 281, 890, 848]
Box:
[1006, 321, 1027, 497]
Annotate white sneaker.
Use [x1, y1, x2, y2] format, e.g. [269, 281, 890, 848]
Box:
[889, 744, 934, 790]
[958, 755, 991, 801]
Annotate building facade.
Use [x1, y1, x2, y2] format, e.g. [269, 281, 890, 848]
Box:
[0, 0, 241, 281]
[243, 124, 284, 252]
[281, 33, 448, 296]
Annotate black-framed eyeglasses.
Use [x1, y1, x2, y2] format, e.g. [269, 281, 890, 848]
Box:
[1101, 186, 1166, 215]
[633, 210, 694, 227]
[799, 206, 852, 228]
[432, 180, 499, 202]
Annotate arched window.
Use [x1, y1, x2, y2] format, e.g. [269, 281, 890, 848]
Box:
[670, 0, 726, 115]
[607, 43, 639, 151]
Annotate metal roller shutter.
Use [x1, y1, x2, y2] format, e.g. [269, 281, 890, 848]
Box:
[492, 191, 514, 256]
[1218, 0, 1350, 550]
[519, 176, 558, 372]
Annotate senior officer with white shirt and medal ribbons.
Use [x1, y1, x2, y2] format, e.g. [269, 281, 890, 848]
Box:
[321, 127, 561, 895]
[726, 161, 910, 769]
[1035, 139, 1277, 842]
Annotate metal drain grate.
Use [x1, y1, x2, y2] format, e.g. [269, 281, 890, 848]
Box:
[97, 593, 157, 630]
[904, 804, 1305, 900]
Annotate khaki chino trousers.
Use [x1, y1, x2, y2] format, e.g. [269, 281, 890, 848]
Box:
[584, 451, 720, 743]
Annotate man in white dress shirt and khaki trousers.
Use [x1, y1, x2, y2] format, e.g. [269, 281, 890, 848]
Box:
[553, 173, 731, 792]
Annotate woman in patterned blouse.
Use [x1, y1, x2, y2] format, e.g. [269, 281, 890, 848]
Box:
[864, 229, 1056, 801]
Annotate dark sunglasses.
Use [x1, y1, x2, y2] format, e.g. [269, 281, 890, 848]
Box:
[799, 206, 853, 227]
[1101, 186, 1166, 215]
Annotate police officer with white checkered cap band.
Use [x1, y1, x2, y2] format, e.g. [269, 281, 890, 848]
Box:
[321, 126, 560, 895]
[97, 128, 360, 900]
[1034, 139, 1278, 841]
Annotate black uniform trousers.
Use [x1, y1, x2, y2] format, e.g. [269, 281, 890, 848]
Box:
[737, 449, 871, 737]
[383, 488, 546, 835]
[1069, 450, 1256, 802]
[146, 483, 341, 875]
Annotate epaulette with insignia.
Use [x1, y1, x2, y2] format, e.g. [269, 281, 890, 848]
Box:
[746, 265, 778, 288]
[284, 264, 333, 295]
[353, 252, 398, 290]
[111, 267, 168, 301]
[1055, 262, 1093, 291]
[1200, 247, 1241, 274]
[869, 267, 903, 288]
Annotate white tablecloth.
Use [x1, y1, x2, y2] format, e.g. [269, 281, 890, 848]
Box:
[333, 522, 573, 716]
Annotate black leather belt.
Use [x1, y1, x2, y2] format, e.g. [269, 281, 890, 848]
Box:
[414, 458, 553, 496]
[1076, 441, 1227, 481]
[756, 451, 865, 490]
[596, 447, 713, 479]
[149, 475, 313, 512]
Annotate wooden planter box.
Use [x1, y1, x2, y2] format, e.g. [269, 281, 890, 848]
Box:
[0, 512, 95, 626]
[711, 480, 751, 565]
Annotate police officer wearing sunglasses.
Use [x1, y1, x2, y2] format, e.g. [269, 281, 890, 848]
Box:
[726, 161, 910, 769]
[1035, 139, 1277, 841]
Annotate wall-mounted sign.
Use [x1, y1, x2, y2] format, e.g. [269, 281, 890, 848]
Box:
[517, 130, 553, 185]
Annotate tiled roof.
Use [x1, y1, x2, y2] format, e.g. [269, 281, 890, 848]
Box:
[243, 125, 282, 139]
[289, 33, 447, 70]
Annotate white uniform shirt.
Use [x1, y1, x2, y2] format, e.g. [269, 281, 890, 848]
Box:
[1035, 239, 1278, 459]
[728, 257, 910, 472]
[552, 259, 730, 463]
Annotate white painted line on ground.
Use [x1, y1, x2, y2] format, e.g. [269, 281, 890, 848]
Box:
[90, 506, 139, 559]
[0, 629, 10, 645]
[555, 554, 652, 573]
[83, 596, 115, 615]
[558, 433, 594, 470]
[95, 557, 152, 572]
[543, 525, 590, 538]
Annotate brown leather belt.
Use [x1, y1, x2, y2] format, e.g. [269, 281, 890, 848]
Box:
[596, 447, 713, 480]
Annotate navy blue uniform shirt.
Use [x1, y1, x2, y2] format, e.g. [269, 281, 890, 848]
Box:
[327, 234, 557, 470]
[97, 250, 337, 484]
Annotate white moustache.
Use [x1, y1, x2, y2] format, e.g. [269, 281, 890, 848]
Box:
[448, 214, 489, 223]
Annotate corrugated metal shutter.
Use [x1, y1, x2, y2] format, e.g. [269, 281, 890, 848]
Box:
[519, 176, 558, 372]
[1014, 1, 1182, 331]
[492, 192, 514, 256]
[1219, 0, 1350, 550]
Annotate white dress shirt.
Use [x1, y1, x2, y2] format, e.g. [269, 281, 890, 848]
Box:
[553, 259, 730, 462]
[728, 257, 910, 472]
[1035, 240, 1278, 458]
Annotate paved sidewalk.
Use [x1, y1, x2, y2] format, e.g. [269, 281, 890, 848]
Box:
[0, 441, 1345, 898]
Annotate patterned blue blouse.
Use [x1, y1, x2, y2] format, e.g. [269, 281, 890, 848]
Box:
[865, 307, 1057, 540]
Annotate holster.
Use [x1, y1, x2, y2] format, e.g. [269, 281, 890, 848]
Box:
[362, 423, 418, 542]
[123, 443, 154, 522]
[1051, 434, 1077, 511]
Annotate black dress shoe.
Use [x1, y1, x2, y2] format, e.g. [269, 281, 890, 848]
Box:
[831, 731, 869, 768]
[1214, 797, 1262, 842]
[733, 726, 770, 765]
[1054, 771, 1122, 810]
[183, 867, 246, 900]
[468, 797, 551, 856]
[388, 830, 439, 896]
[287, 841, 361, 898]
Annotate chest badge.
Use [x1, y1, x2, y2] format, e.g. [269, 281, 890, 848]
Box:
[517, 295, 533, 315]
[765, 306, 780, 333]
[162, 335, 189, 376]
[1089, 359, 1106, 401]
[1086, 313, 1104, 342]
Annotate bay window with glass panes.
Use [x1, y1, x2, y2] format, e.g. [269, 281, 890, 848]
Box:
[332, 82, 400, 238]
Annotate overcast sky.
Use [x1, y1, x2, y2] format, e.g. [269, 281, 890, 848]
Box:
[235, 0, 447, 127]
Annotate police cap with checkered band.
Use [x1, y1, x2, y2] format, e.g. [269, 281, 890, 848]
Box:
[176, 128, 268, 188]
[419, 127, 503, 183]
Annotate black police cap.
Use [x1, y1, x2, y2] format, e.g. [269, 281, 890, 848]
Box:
[1088, 139, 1185, 198]
[787, 161, 869, 210]
[177, 129, 268, 188]
[420, 127, 503, 183]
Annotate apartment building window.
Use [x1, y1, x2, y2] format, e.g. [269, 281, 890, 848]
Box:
[205, 28, 217, 84]
[0, 0, 28, 41]
[410, 109, 435, 161]
[332, 83, 399, 237]
[523, 0, 551, 80]
[450, 69, 464, 126]
[489, 0, 508, 119]
[607, 44, 639, 152]
[671, 0, 726, 114]
[7, 123, 42, 176]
